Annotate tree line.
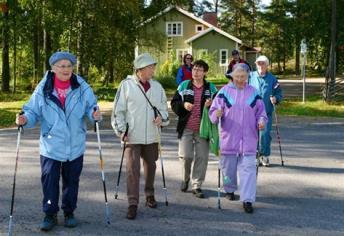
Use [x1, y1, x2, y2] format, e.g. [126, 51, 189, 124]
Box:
[1, 0, 343, 93]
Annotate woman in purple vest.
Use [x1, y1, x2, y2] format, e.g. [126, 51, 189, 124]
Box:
[176, 53, 193, 85]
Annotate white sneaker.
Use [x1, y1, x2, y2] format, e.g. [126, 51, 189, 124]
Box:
[261, 156, 270, 167]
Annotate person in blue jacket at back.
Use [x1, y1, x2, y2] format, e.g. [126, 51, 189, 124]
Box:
[16, 51, 101, 231]
[249, 55, 283, 167]
[176, 53, 193, 85]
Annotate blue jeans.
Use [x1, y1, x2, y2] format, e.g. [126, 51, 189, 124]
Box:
[40, 155, 83, 214]
[260, 114, 272, 156]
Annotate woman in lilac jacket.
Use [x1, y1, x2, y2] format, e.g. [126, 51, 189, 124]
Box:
[209, 63, 267, 213]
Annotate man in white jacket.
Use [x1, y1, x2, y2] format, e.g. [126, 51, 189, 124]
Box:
[111, 53, 169, 220]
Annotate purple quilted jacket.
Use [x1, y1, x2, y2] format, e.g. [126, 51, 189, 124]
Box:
[209, 83, 267, 156]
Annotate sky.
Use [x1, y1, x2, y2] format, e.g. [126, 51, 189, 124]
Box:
[145, 1, 272, 8]
[261, 0, 272, 7]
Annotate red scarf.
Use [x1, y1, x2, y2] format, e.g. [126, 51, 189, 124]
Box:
[54, 75, 70, 108]
[139, 80, 150, 92]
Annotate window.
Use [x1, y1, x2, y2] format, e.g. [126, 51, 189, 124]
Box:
[166, 22, 183, 36]
[176, 49, 191, 63]
[219, 49, 228, 66]
[195, 24, 204, 33]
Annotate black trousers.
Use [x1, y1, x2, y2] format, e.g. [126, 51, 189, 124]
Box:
[40, 155, 83, 215]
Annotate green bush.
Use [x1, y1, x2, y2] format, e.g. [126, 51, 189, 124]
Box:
[0, 109, 17, 128]
[95, 87, 117, 101]
[88, 65, 105, 84]
[157, 51, 180, 78]
[198, 51, 218, 78]
[155, 75, 177, 90]
[0, 92, 30, 102]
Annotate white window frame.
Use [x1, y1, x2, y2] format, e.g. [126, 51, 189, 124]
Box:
[219, 49, 229, 66]
[166, 22, 183, 37]
[176, 49, 191, 63]
[195, 24, 204, 33]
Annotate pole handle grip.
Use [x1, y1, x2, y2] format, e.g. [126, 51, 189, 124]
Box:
[121, 123, 129, 142]
[93, 107, 98, 132]
[18, 111, 24, 131]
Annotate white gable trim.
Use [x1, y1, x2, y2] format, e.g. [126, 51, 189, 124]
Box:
[185, 27, 242, 44]
[141, 6, 241, 44]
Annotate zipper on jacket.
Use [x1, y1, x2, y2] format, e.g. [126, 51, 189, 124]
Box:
[63, 89, 74, 160]
[145, 86, 148, 144]
[240, 88, 244, 155]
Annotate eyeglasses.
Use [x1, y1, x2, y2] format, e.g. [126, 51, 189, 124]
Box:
[185, 57, 192, 60]
[192, 68, 204, 72]
[54, 64, 73, 70]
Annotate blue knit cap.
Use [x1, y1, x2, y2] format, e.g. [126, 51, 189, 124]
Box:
[49, 51, 77, 66]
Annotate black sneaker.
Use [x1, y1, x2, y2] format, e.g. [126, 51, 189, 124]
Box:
[40, 214, 57, 231]
[180, 180, 189, 192]
[192, 188, 205, 198]
[243, 202, 254, 214]
[225, 192, 236, 201]
[64, 212, 77, 228]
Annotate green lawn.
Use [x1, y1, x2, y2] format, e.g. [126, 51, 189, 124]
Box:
[0, 94, 343, 129]
[277, 98, 344, 117]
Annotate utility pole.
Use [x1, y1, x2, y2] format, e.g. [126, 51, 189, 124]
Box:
[328, 0, 337, 102]
[300, 39, 307, 103]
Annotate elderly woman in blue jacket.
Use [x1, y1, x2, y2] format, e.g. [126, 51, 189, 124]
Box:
[16, 51, 101, 231]
[249, 55, 283, 166]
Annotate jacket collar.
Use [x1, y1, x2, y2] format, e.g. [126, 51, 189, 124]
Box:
[43, 71, 80, 96]
[187, 78, 209, 90]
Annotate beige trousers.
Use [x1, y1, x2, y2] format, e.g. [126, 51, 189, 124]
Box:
[178, 129, 209, 190]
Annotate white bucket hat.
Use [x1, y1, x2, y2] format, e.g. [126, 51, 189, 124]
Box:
[255, 55, 269, 65]
[133, 53, 157, 70]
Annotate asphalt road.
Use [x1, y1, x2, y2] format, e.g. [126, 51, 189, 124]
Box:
[0, 110, 343, 236]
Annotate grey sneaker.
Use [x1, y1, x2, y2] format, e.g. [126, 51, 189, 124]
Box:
[64, 212, 77, 228]
[40, 214, 57, 231]
[261, 156, 270, 167]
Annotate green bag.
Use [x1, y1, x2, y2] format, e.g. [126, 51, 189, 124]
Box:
[199, 107, 219, 156]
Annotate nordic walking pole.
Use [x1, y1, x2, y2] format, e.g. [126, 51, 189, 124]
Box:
[114, 123, 129, 199]
[217, 167, 221, 209]
[271, 99, 284, 166]
[94, 108, 110, 224]
[256, 130, 260, 177]
[154, 108, 168, 206]
[217, 116, 222, 210]
[8, 112, 24, 236]
[157, 130, 168, 206]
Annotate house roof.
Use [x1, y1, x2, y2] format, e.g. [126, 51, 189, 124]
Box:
[141, 6, 242, 44]
[240, 45, 261, 52]
[185, 27, 242, 44]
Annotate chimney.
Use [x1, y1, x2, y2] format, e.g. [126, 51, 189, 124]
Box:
[203, 12, 218, 27]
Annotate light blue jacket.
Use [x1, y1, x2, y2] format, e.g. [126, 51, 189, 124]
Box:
[23, 71, 98, 162]
[249, 71, 283, 115]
